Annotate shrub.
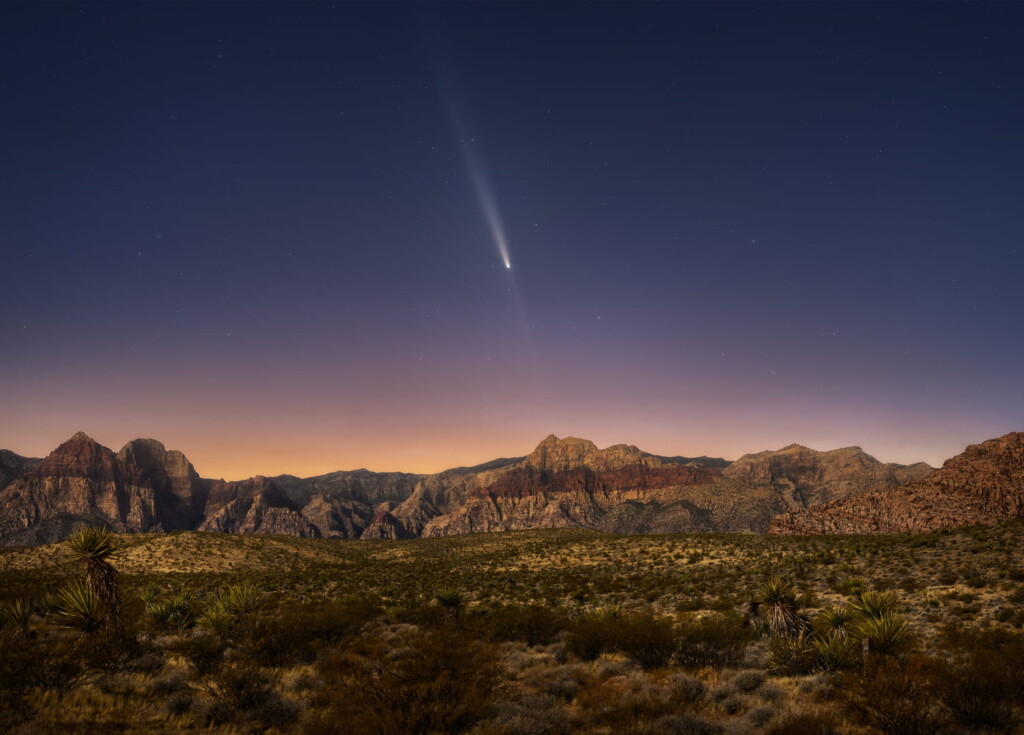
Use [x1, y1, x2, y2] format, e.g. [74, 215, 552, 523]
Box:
[471, 604, 568, 646]
[310, 627, 497, 735]
[763, 712, 839, 735]
[675, 612, 754, 669]
[840, 655, 946, 735]
[652, 713, 723, 735]
[768, 631, 817, 675]
[613, 612, 677, 669]
[814, 605, 856, 637]
[246, 596, 379, 666]
[934, 628, 1024, 731]
[167, 631, 226, 676]
[203, 662, 278, 712]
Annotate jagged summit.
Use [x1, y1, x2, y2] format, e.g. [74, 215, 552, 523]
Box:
[66, 431, 98, 444]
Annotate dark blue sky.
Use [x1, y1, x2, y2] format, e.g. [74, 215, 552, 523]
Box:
[2, 2, 1021, 477]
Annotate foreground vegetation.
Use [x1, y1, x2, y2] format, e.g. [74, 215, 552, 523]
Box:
[1, 522, 1023, 734]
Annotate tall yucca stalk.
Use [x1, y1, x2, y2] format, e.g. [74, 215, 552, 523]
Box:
[66, 527, 121, 635]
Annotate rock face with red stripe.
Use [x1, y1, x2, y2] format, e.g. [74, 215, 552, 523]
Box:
[769, 432, 1024, 535]
[361, 435, 930, 538]
[0, 431, 943, 545]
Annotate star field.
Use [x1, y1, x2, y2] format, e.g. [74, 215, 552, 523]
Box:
[0, 3, 1021, 478]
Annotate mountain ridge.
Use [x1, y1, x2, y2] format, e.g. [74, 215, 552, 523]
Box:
[0, 430, 987, 546]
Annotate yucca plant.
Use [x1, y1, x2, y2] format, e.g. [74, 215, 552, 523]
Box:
[591, 605, 623, 622]
[5, 598, 35, 638]
[66, 526, 121, 633]
[856, 613, 912, 657]
[197, 599, 235, 634]
[51, 579, 104, 635]
[146, 594, 195, 632]
[812, 630, 857, 671]
[223, 583, 263, 617]
[435, 587, 464, 616]
[137, 584, 160, 607]
[768, 629, 817, 674]
[849, 590, 899, 622]
[756, 578, 808, 637]
[816, 605, 858, 638]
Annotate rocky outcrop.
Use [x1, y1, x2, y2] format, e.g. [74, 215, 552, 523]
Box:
[0, 431, 947, 545]
[272, 469, 420, 506]
[198, 477, 319, 537]
[363, 436, 930, 538]
[0, 450, 40, 491]
[0, 432, 213, 545]
[769, 432, 1024, 534]
[723, 444, 933, 512]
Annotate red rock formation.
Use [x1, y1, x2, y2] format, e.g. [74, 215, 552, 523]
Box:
[769, 432, 1024, 534]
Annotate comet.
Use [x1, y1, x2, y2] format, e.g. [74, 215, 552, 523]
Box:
[458, 134, 512, 270]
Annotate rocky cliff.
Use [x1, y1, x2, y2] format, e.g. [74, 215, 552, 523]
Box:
[0, 432, 210, 545]
[769, 432, 1024, 535]
[0, 431, 949, 545]
[0, 449, 40, 491]
[198, 476, 319, 537]
[362, 435, 932, 538]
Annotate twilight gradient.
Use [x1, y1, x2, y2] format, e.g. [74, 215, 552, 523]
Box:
[1, 3, 1022, 479]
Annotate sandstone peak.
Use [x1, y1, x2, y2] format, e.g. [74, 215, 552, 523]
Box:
[537, 435, 598, 450]
[120, 437, 169, 454]
[66, 431, 98, 444]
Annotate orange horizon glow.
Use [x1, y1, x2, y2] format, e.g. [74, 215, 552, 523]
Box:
[0, 421, 992, 482]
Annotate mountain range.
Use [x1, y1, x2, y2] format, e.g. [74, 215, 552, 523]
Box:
[0, 430, 1019, 546]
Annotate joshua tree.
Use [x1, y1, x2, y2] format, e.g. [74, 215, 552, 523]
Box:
[66, 527, 122, 636]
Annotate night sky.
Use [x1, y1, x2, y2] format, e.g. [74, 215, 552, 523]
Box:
[2, 3, 1022, 479]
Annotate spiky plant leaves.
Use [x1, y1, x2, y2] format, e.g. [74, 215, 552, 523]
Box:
[816, 605, 858, 638]
[592, 605, 622, 622]
[435, 587, 464, 612]
[66, 526, 121, 633]
[197, 603, 235, 635]
[768, 630, 818, 675]
[67, 526, 116, 561]
[224, 583, 263, 617]
[856, 613, 912, 657]
[146, 594, 195, 632]
[52, 579, 104, 635]
[5, 598, 34, 638]
[813, 631, 858, 671]
[756, 578, 807, 637]
[850, 591, 900, 622]
[138, 584, 159, 607]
